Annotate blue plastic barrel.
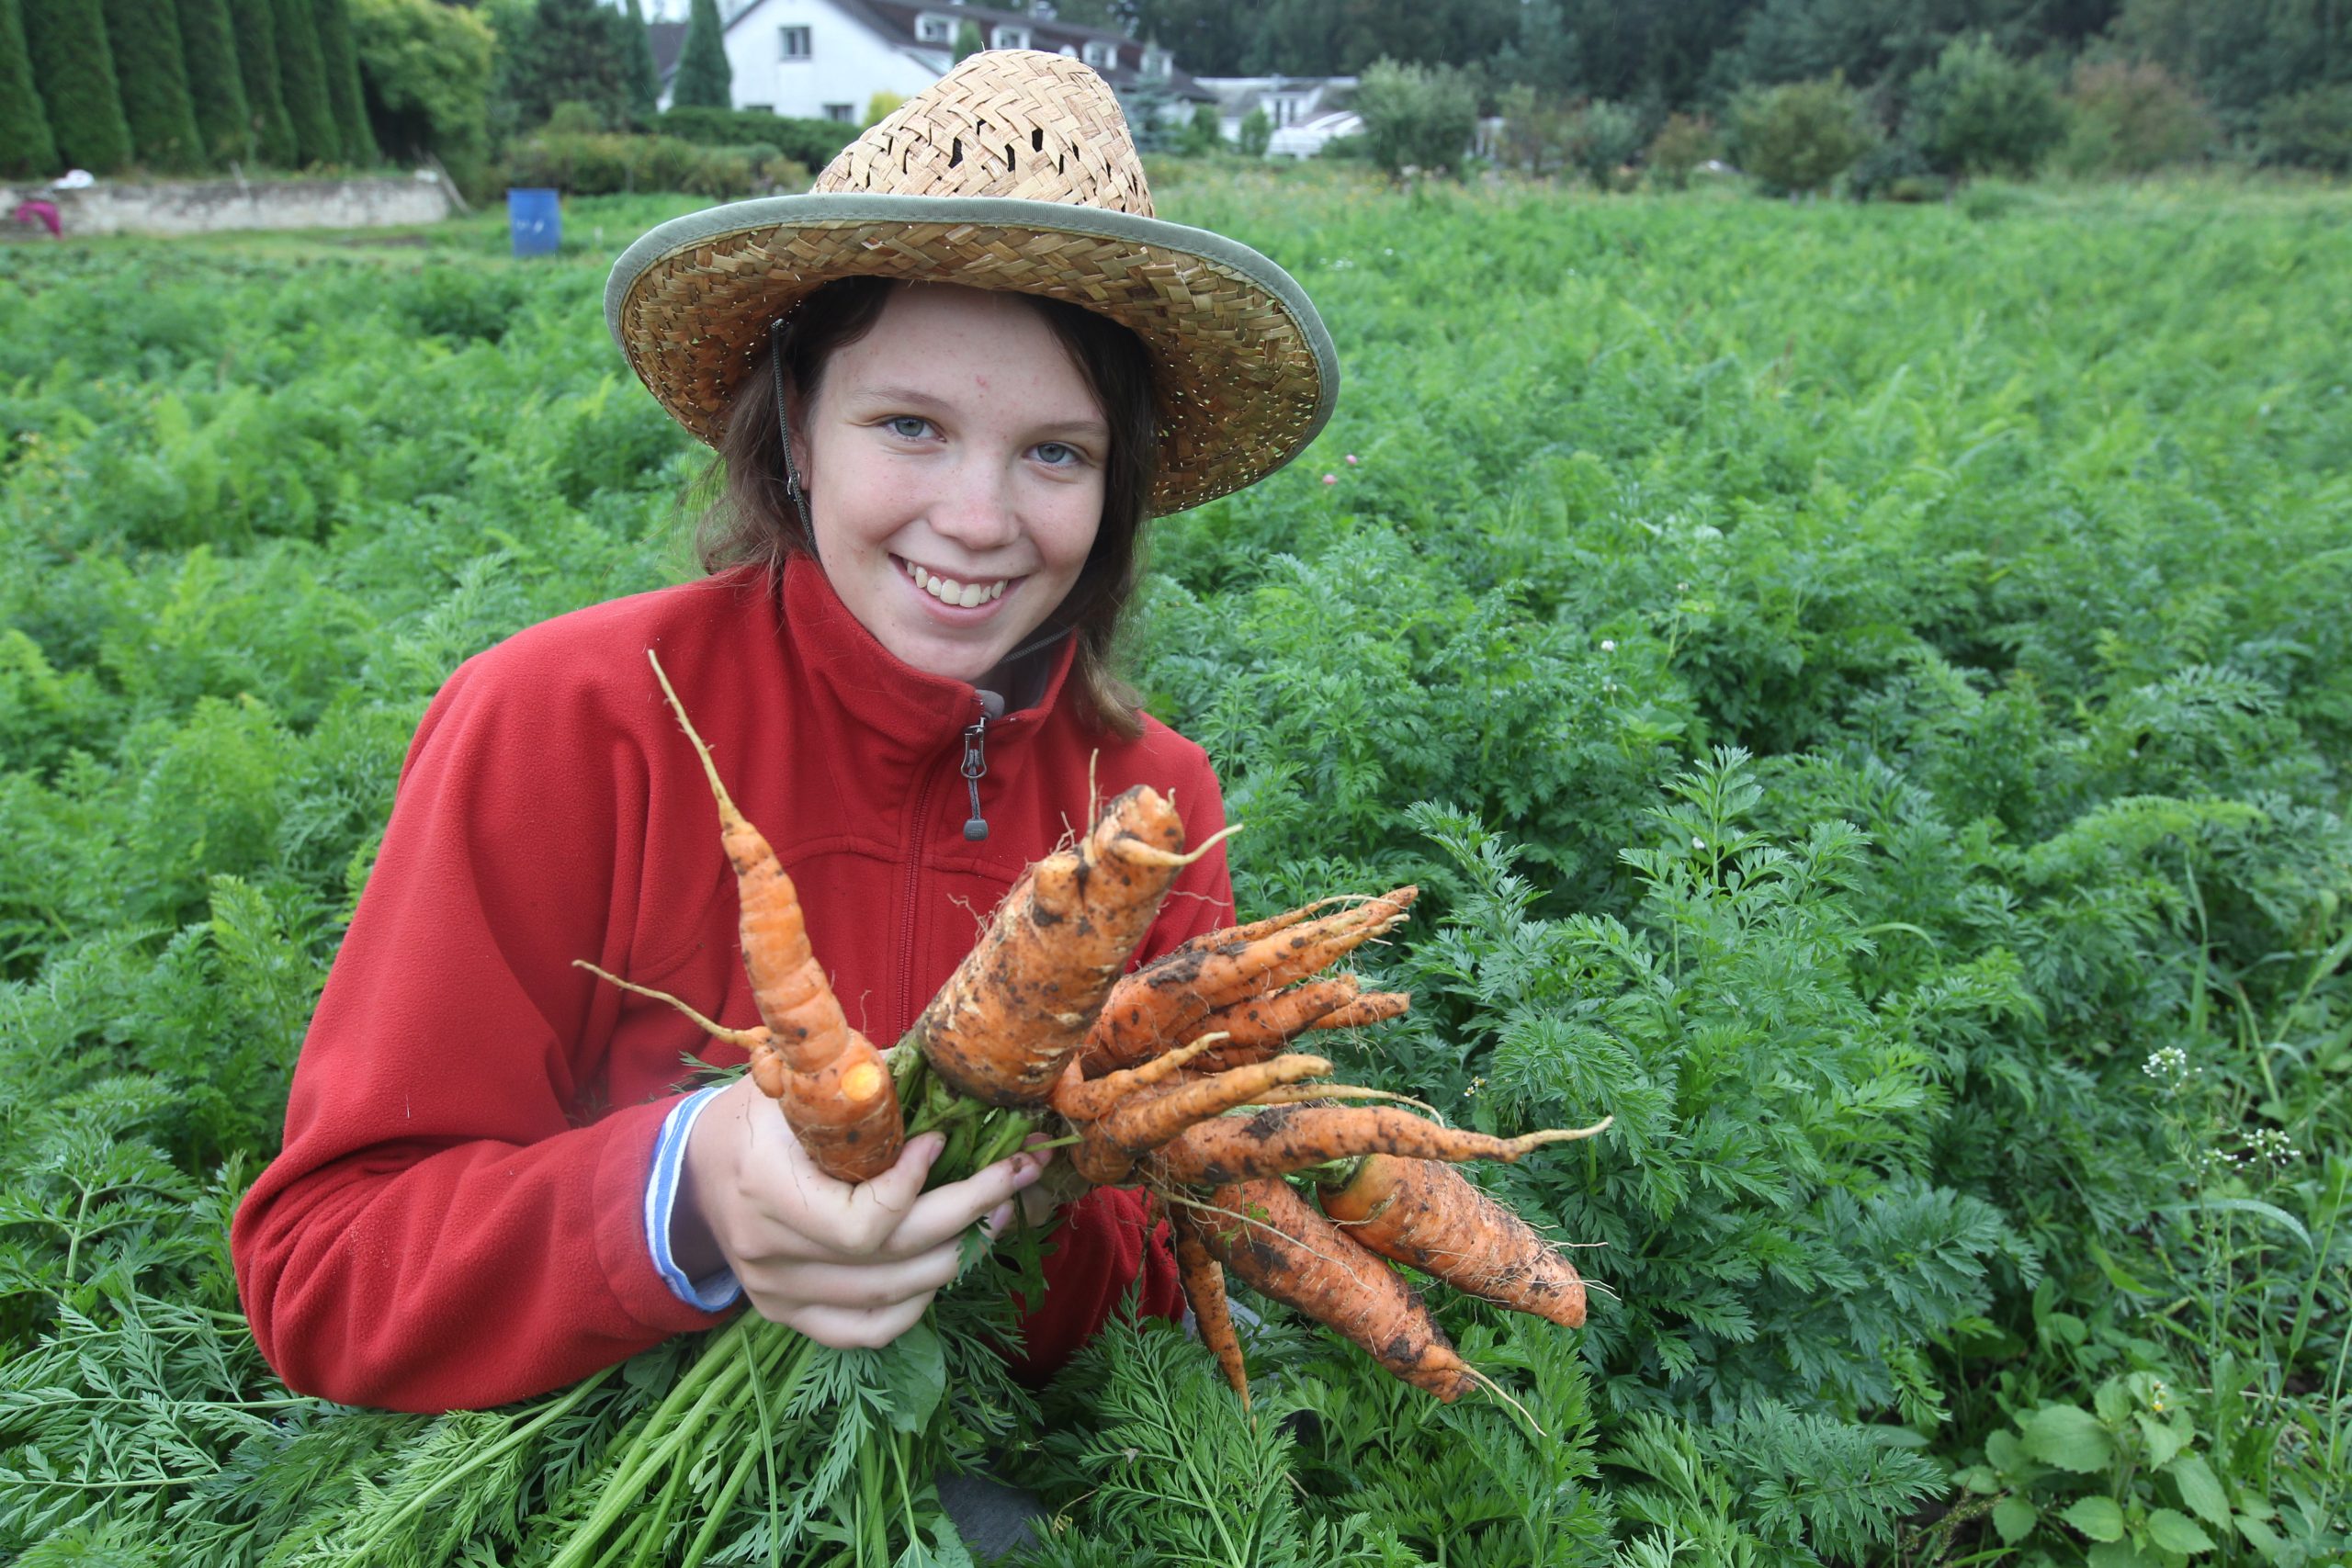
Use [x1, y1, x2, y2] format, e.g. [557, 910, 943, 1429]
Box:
[507, 187, 560, 257]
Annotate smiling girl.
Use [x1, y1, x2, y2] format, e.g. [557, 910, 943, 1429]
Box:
[232, 51, 1335, 1413]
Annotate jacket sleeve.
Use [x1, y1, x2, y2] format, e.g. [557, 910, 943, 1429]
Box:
[232, 651, 726, 1415]
[1003, 742, 1234, 1383]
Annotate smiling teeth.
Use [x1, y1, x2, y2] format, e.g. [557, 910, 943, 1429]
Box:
[906, 561, 1009, 607]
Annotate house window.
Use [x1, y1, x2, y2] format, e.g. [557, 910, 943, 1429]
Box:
[778, 25, 810, 59]
[990, 24, 1028, 49]
[916, 14, 951, 42]
[1083, 39, 1114, 70]
[822, 102, 855, 122]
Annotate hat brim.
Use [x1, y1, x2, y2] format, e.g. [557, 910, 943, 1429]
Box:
[605, 195, 1337, 515]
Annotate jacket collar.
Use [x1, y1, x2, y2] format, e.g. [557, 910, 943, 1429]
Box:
[778, 553, 1078, 755]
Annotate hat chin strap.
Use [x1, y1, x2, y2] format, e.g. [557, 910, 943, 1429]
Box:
[770, 318, 815, 538]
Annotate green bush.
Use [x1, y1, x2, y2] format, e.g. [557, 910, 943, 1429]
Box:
[1846, 134, 1945, 201]
[2258, 84, 2352, 172]
[2056, 58, 2213, 176]
[668, 0, 726, 108]
[1572, 97, 1644, 189]
[1238, 105, 1271, 158]
[0, 0, 58, 176]
[1182, 99, 1221, 156]
[1353, 56, 1477, 176]
[173, 0, 248, 165]
[1907, 33, 2066, 180]
[17, 0, 130, 173]
[502, 130, 795, 197]
[312, 0, 375, 162]
[225, 0, 297, 166]
[101, 0, 205, 169]
[1645, 110, 1716, 190]
[1729, 76, 1876, 196]
[270, 0, 338, 163]
[657, 106, 854, 168]
[1495, 83, 1576, 176]
[349, 0, 492, 193]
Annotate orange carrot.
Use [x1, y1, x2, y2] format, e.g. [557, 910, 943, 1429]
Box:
[1162, 897, 1349, 961]
[1080, 888, 1419, 1076]
[575, 961, 902, 1183]
[1047, 1032, 1228, 1123]
[1318, 1156, 1588, 1329]
[1071, 1055, 1335, 1186]
[1170, 1208, 1250, 1410]
[1184, 977, 1362, 1071]
[1147, 1105, 1611, 1189]
[1306, 991, 1410, 1032]
[917, 785, 1226, 1106]
[1196, 1178, 1472, 1402]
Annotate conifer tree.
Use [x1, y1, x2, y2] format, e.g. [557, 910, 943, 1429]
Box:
[670, 0, 729, 108]
[1, 0, 61, 175]
[21, 0, 133, 171]
[227, 0, 295, 164]
[618, 0, 658, 128]
[268, 0, 335, 161]
[102, 0, 206, 168]
[312, 0, 374, 162]
[175, 0, 250, 163]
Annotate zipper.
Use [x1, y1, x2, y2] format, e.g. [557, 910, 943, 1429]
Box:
[959, 716, 990, 841]
[894, 700, 997, 1037]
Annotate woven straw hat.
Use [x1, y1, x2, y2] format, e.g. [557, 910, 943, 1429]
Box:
[605, 50, 1336, 514]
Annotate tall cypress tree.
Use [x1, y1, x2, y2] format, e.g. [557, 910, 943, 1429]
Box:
[1, 0, 61, 175]
[671, 0, 729, 109]
[618, 0, 658, 129]
[311, 0, 374, 162]
[227, 0, 296, 164]
[175, 0, 249, 163]
[102, 0, 207, 168]
[20, 0, 133, 172]
[268, 0, 335, 162]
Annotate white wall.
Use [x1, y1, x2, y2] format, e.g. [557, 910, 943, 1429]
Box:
[0, 174, 458, 238]
[718, 0, 940, 121]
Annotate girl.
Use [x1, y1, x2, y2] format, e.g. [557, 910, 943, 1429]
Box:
[232, 51, 1335, 1414]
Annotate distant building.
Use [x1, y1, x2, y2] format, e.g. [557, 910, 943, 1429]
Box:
[1193, 76, 1359, 157]
[653, 0, 1211, 136]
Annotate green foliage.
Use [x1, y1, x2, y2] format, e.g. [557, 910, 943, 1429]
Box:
[1238, 105, 1271, 157]
[99, 0, 203, 169]
[1729, 75, 1876, 195]
[269, 0, 338, 163]
[657, 104, 854, 166]
[497, 0, 629, 132]
[348, 0, 493, 193]
[1906, 33, 2067, 180]
[2257, 84, 2352, 173]
[1645, 110, 1715, 189]
[667, 0, 728, 107]
[503, 128, 797, 197]
[1353, 57, 1478, 176]
[1571, 97, 1642, 188]
[311, 0, 375, 163]
[171, 0, 249, 165]
[1182, 98, 1222, 155]
[0, 0, 60, 175]
[18, 0, 131, 174]
[616, 0, 655, 130]
[949, 16, 979, 64]
[4, 176, 2352, 1562]
[2057, 58, 2214, 178]
[223, 0, 297, 167]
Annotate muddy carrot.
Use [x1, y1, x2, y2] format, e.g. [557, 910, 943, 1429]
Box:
[1318, 1155, 1588, 1329]
[1170, 1208, 1250, 1410]
[1147, 1105, 1612, 1188]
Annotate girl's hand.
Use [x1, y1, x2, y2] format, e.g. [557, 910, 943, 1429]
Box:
[673, 1073, 1051, 1348]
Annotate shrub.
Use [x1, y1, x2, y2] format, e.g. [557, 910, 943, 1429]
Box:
[502, 130, 789, 197]
[2057, 58, 2213, 176]
[669, 0, 727, 108]
[101, 0, 205, 169]
[313, 0, 375, 162]
[17, 0, 131, 173]
[0, 0, 59, 176]
[1237, 105, 1270, 157]
[657, 106, 854, 168]
[1494, 83, 1575, 176]
[1182, 99, 1220, 155]
[1907, 33, 2066, 179]
[1353, 57, 1477, 177]
[173, 0, 248, 165]
[350, 0, 493, 193]
[1573, 97, 1644, 189]
[862, 91, 901, 129]
[1645, 111, 1716, 190]
[1847, 135, 1946, 201]
[225, 0, 297, 166]
[2258, 84, 2352, 173]
[271, 0, 339, 163]
[1730, 76, 1876, 196]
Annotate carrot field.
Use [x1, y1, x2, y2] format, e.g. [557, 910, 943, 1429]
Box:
[1, 169, 2346, 1565]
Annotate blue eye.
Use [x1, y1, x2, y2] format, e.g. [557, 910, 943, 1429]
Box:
[885, 416, 933, 440]
[1035, 442, 1080, 467]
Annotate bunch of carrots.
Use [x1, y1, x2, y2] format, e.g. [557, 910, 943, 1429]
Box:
[614, 650, 1611, 1415]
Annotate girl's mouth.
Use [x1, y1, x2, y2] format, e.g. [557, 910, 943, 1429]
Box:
[899, 556, 1016, 611]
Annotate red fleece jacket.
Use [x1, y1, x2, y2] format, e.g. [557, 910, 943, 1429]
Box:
[232, 558, 1228, 1413]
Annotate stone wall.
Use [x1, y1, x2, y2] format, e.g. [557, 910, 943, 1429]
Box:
[2, 172, 460, 239]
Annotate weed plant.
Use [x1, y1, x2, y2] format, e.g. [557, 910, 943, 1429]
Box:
[0, 177, 2346, 1563]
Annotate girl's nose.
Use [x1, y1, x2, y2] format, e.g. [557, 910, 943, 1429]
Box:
[926, 457, 1023, 552]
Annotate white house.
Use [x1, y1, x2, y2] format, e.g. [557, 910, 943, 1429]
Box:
[1192, 75, 1359, 156]
[654, 0, 1210, 133]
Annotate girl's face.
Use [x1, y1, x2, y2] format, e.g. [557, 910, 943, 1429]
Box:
[796, 285, 1108, 687]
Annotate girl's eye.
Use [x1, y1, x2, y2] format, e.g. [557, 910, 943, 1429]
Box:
[1034, 442, 1082, 468]
[885, 416, 933, 441]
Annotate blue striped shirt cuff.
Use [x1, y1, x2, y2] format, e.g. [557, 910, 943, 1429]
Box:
[646, 1086, 744, 1313]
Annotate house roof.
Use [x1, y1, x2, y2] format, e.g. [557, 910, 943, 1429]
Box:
[700, 0, 1212, 102]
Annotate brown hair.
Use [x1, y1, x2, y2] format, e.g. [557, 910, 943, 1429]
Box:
[696, 276, 1160, 739]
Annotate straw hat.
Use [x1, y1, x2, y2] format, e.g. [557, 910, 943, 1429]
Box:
[605, 50, 1337, 514]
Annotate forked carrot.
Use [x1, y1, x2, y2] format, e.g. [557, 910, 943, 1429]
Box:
[1071, 1055, 1336, 1186]
[1162, 897, 1350, 960]
[1170, 1208, 1250, 1411]
[1196, 1178, 1472, 1402]
[1146, 1105, 1612, 1188]
[916, 785, 1230, 1106]
[1184, 977, 1362, 1071]
[1318, 1155, 1589, 1329]
[1306, 991, 1410, 1032]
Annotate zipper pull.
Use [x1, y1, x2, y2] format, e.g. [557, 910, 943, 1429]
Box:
[960, 716, 989, 840]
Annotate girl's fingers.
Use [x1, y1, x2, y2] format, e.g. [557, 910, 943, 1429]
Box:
[746, 1241, 966, 1314]
[775, 1292, 937, 1352]
[880, 1145, 1050, 1257]
[769, 1130, 944, 1258]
